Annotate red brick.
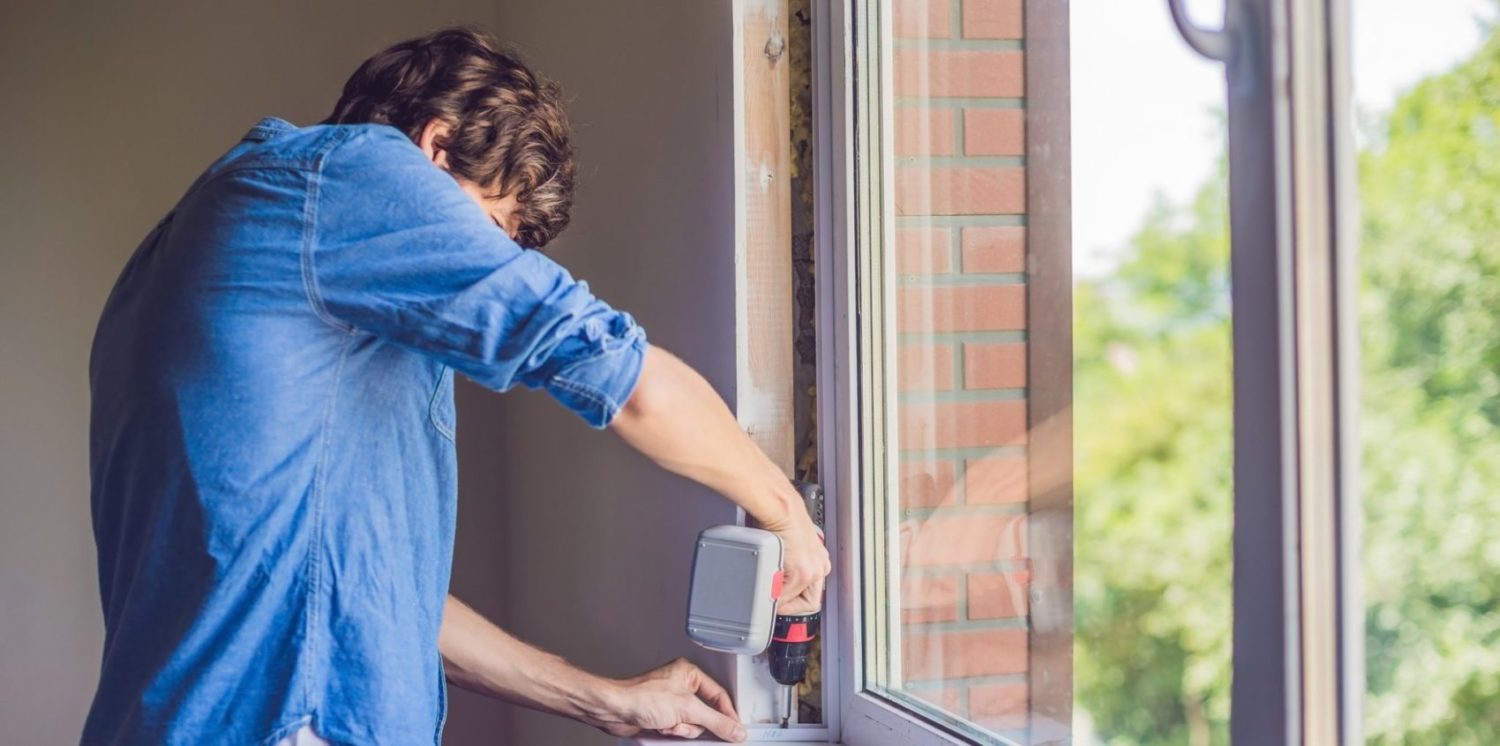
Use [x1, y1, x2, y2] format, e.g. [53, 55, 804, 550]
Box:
[894, 166, 1025, 216]
[893, 0, 952, 39]
[895, 108, 957, 156]
[969, 683, 1029, 731]
[897, 344, 955, 392]
[895, 49, 1024, 98]
[901, 512, 1028, 565]
[963, 108, 1025, 156]
[896, 284, 1026, 333]
[961, 226, 1026, 273]
[968, 570, 1030, 618]
[901, 573, 959, 623]
[900, 459, 958, 508]
[900, 400, 1027, 451]
[902, 627, 1028, 680]
[964, 342, 1026, 389]
[963, 0, 1024, 40]
[965, 456, 1028, 504]
[910, 685, 966, 714]
[895, 226, 952, 275]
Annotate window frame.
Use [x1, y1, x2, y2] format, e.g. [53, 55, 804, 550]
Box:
[820, 0, 1365, 745]
[1214, 0, 1363, 741]
[819, 0, 1074, 743]
[815, 0, 978, 740]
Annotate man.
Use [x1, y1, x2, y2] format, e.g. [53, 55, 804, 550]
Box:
[84, 27, 829, 745]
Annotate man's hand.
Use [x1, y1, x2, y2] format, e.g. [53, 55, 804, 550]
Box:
[592, 658, 747, 742]
[758, 484, 829, 615]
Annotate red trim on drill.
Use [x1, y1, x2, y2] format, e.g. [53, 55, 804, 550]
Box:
[773, 623, 812, 643]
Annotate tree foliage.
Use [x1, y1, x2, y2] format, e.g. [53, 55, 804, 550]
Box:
[1074, 22, 1500, 745]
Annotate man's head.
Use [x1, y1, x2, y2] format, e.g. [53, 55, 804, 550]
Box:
[325, 27, 575, 249]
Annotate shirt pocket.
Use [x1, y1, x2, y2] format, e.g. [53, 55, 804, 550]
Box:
[428, 366, 456, 441]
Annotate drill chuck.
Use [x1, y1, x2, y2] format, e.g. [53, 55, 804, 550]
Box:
[768, 612, 820, 686]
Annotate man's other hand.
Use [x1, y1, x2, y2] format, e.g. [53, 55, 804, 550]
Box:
[593, 658, 747, 742]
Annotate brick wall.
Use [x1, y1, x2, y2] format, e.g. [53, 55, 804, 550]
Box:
[890, 0, 1032, 739]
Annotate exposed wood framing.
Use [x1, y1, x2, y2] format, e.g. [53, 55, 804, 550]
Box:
[735, 0, 796, 475]
[732, 0, 801, 729]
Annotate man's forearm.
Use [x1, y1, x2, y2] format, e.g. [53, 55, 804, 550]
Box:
[439, 595, 618, 725]
[441, 595, 748, 741]
[610, 346, 803, 528]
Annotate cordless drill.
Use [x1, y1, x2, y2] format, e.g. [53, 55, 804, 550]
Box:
[771, 481, 823, 728]
[684, 481, 825, 728]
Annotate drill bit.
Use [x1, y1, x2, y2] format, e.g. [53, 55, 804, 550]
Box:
[779, 684, 793, 728]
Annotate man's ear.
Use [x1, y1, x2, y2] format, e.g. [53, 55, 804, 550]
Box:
[418, 118, 454, 171]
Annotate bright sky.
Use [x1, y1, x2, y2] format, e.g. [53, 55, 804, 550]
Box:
[1070, 0, 1495, 277]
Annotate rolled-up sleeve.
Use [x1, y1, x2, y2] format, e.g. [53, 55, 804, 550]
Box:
[307, 127, 646, 427]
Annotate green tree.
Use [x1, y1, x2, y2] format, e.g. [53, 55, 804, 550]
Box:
[1359, 21, 1500, 745]
[1074, 168, 1233, 746]
[1074, 16, 1500, 745]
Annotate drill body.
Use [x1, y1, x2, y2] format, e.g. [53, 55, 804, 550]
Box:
[770, 481, 824, 727]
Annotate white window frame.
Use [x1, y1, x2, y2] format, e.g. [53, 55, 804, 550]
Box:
[815, 0, 1064, 743]
[818, 0, 1364, 744]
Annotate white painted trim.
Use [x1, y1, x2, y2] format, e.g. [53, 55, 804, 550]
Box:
[813, 0, 855, 742]
[827, 1, 1007, 744]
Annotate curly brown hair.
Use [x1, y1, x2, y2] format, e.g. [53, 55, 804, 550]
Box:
[325, 27, 575, 249]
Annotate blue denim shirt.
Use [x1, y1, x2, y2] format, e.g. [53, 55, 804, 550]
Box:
[83, 118, 647, 745]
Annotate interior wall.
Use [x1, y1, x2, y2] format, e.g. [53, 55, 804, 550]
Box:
[0, 2, 503, 741]
[0, 2, 742, 743]
[456, 1, 742, 744]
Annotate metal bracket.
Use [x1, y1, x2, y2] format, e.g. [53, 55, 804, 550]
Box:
[1166, 0, 1233, 62]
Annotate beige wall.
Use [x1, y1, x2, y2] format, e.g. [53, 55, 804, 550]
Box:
[2, 1, 747, 744]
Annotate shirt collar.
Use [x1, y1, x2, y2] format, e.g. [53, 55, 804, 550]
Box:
[242, 117, 296, 143]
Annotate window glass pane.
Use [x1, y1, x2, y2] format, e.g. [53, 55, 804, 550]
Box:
[862, 1, 1232, 743]
[1352, 2, 1500, 742]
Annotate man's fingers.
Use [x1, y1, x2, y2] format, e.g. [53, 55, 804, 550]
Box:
[809, 576, 826, 604]
[781, 572, 812, 606]
[777, 589, 821, 615]
[776, 570, 826, 615]
[686, 699, 748, 743]
[692, 666, 739, 720]
[661, 722, 704, 739]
